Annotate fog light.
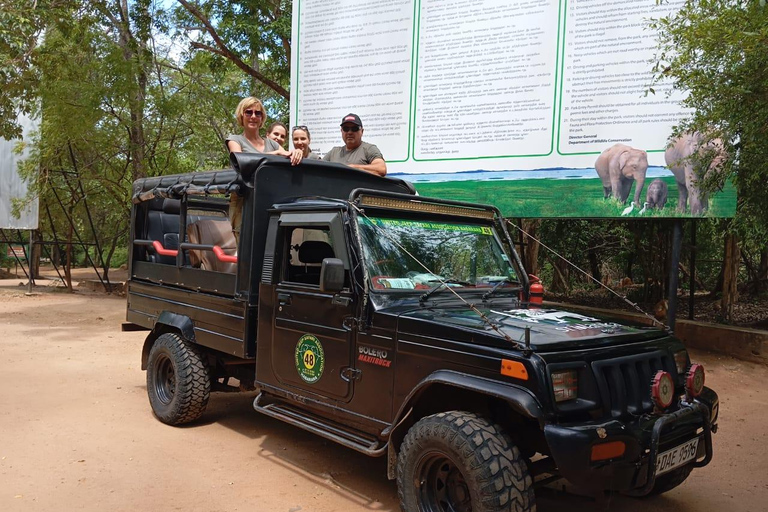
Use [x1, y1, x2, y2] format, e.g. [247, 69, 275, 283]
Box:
[686, 364, 705, 397]
[591, 441, 626, 461]
[651, 371, 675, 409]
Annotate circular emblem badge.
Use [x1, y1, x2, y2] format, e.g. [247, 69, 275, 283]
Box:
[295, 334, 325, 384]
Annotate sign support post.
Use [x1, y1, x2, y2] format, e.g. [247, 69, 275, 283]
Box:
[667, 220, 683, 331]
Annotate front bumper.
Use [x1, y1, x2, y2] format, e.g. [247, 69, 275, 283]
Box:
[543, 387, 718, 492]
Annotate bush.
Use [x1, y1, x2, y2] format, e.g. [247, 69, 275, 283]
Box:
[109, 246, 129, 268]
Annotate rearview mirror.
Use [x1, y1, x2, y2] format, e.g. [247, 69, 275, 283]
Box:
[320, 258, 345, 293]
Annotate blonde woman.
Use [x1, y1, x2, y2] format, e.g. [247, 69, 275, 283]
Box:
[226, 98, 302, 243]
[226, 97, 302, 164]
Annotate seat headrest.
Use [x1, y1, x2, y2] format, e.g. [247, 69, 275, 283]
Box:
[149, 196, 165, 211]
[298, 241, 334, 264]
[162, 199, 181, 214]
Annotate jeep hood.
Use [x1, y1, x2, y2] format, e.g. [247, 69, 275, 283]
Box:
[396, 305, 666, 351]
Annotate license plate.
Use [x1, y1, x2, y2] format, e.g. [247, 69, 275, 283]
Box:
[656, 437, 700, 476]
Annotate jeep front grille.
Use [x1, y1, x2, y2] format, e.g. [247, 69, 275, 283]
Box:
[592, 350, 676, 419]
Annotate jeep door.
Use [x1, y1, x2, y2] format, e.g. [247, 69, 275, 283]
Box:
[269, 212, 356, 401]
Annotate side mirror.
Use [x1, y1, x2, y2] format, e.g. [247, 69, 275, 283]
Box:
[320, 258, 345, 293]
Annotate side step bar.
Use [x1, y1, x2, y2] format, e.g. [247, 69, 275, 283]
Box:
[253, 393, 386, 457]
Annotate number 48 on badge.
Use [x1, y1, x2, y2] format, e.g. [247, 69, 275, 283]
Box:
[295, 334, 325, 384]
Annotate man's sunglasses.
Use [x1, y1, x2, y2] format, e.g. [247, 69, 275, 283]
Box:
[342, 125, 360, 133]
[243, 109, 264, 118]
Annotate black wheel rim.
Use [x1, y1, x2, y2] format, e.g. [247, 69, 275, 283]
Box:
[415, 451, 472, 512]
[153, 353, 176, 405]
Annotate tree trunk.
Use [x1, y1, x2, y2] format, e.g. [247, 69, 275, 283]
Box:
[547, 255, 570, 294]
[625, 249, 635, 282]
[712, 264, 724, 295]
[660, 222, 671, 299]
[757, 244, 768, 294]
[64, 223, 73, 292]
[515, 219, 526, 270]
[110, 1, 151, 181]
[588, 248, 601, 285]
[721, 233, 740, 322]
[102, 235, 121, 288]
[521, 219, 541, 277]
[679, 262, 707, 292]
[30, 230, 41, 279]
[711, 219, 729, 296]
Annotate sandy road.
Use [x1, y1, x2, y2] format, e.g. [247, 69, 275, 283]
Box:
[0, 285, 766, 512]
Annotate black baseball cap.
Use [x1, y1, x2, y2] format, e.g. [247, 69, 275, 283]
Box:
[340, 113, 363, 127]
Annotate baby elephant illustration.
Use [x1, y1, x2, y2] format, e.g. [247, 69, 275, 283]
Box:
[644, 179, 668, 211]
[595, 144, 649, 215]
[665, 132, 726, 215]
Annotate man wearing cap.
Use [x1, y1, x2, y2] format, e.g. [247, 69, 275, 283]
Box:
[323, 113, 387, 176]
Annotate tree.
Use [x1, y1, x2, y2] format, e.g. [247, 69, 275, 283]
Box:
[0, 0, 74, 138]
[650, 0, 768, 313]
[172, 0, 292, 119]
[650, 1, 768, 235]
[11, 1, 239, 287]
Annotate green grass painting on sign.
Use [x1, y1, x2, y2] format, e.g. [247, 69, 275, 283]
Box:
[414, 176, 737, 218]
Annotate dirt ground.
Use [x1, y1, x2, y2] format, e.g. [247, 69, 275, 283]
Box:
[1, 271, 767, 512]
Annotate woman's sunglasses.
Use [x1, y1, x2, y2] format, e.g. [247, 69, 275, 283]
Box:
[244, 109, 264, 118]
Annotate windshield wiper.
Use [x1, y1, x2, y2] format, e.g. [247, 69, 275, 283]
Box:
[419, 278, 473, 304]
[481, 278, 517, 301]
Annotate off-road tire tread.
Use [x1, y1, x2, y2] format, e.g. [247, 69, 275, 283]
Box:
[147, 333, 210, 425]
[397, 410, 536, 512]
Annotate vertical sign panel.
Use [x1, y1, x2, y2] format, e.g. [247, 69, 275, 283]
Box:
[0, 113, 39, 229]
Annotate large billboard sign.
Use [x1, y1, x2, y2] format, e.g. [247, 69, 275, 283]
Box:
[0, 113, 39, 229]
[290, 0, 736, 218]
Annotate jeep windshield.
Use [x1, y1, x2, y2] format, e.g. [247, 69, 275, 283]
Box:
[357, 216, 519, 298]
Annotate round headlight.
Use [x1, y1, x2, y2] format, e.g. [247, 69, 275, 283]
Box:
[686, 363, 705, 397]
[651, 370, 675, 409]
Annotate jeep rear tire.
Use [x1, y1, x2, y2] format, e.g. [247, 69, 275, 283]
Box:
[146, 333, 210, 425]
[397, 411, 535, 512]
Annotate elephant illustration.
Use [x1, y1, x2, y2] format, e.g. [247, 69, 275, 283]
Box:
[595, 144, 649, 214]
[665, 132, 726, 215]
[645, 179, 668, 210]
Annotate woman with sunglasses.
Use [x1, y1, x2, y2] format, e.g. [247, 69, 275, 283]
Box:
[226, 97, 302, 165]
[225, 97, 302, 243]
[291, 125, 321, 160]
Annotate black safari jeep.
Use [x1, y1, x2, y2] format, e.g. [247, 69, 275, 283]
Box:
[125, 153, 718, 511]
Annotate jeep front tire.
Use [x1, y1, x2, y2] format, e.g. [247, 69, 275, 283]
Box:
[397, 411, 535, 512]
